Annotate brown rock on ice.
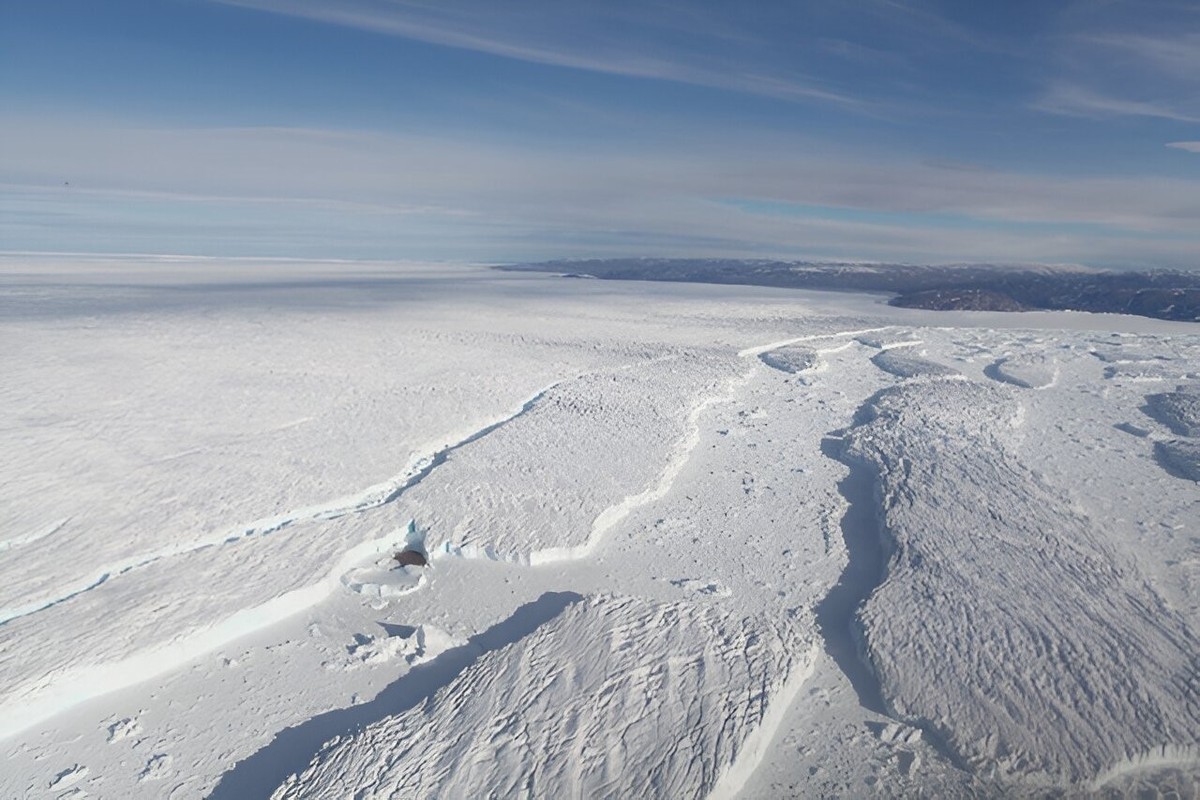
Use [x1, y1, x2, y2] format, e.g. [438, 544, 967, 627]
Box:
[394, 550, 427, 567]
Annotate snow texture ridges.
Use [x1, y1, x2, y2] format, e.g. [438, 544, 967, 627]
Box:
[985, 355, 1057, 389]
[758, 345, 818, 374]
[838, 380, 1200, 786]
[1155, 439, 1200, 481]
[272, 594, 813, 800]
[870, 350, 960, 379]
[1145, 389, 1200, 436]
[398, 364, 734, 561]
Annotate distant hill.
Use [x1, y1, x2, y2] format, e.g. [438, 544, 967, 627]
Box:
[499, 259, 1200, 323]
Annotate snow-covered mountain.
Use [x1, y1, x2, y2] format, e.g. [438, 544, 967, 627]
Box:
[503, 258, 1200, 322]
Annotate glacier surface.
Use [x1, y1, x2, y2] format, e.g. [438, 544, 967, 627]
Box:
[2, 256, 1198, 798]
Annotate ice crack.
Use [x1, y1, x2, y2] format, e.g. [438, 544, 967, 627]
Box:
[0, 382, 562, 628]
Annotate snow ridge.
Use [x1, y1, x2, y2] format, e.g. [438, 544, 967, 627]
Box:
[870, 349, 961, 379]
[210, 591, 585, 800]
[1146, 388, 1200, 436]
[0, 382, 569, 739]
[0, 382, 562, 627]
[0, 517, 70, 553]
[984, 354, 1058, 389]
[837, 380, 1200, 786]
[758, 346, 819, 374]
[272, 595, 813, 800]
[529, 369, 751, 565]
[707, 642, 821, 800]
[1090, 744, 1200, 792]
[0, 525, 417, 740]
[737, 326, 897, 358]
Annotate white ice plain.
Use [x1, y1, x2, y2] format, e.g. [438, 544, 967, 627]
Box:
[2, 256, 1199, 799]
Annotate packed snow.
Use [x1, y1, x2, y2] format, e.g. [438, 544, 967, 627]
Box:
[2, 255, 1198, 798]
[1157, 439, 1200, 482]
[869, 348, 962, 379]
[758, 345, 818, 374]
[1147, 387, 1200, 436]
[986, 353, 1058, 389]
[836, 380, 1199, 785]
[273, 594, 815, 800]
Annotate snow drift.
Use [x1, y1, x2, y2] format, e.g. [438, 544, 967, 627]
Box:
[837, 380, 1200, 786]
[272, 594, 816, 799]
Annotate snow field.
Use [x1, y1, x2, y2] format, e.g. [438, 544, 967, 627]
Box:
[0, 380, 567, 738]
[758, 345, 819, 374]
[985, 353, 1059, 389]
[394, 359, 745, 565]
[274, 594, 817, 799]
[838, 379, 1200, 784]
[3, 258, 1199, 798]
[869, 348, 962, 379]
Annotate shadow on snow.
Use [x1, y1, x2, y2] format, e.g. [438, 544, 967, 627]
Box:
[210, 591, 584, 800]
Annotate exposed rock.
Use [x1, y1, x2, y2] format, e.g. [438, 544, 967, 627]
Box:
[891, 289, 1027, 312]
[393, 550, 427, 567]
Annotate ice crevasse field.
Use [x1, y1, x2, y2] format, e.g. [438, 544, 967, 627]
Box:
[2, 255, 1199, 798]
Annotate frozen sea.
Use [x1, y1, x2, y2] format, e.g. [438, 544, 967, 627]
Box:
[2, 255, 1198, 798]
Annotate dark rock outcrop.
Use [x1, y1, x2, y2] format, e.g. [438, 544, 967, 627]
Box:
[499, 259, 1200, 323]
[394, 550, 428, 567]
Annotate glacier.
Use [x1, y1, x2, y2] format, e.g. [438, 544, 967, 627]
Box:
[2, 255, 1198, 798]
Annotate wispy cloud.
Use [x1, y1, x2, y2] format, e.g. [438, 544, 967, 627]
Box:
[1081, 32, 1200, 80]
[215, 0, 858, 106]
[1035, 9, 1200, 123]
[872, 0, 999, 52]
[5, 115, 1200, 266]
[1034, 82, 1200, 123]
[1166, 141, 1200, 152]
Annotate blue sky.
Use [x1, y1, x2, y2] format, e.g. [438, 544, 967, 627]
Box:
[3, 0, 1199, 267]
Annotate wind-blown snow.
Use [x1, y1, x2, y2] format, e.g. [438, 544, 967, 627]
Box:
[837, 380, 1200, 784]
[274, 594, 815, 799]
[1146, 388, 1200, 436]
[985, 353, 1058, 389]
[2, 256, 1199, 798]
[758, 345, 818, 374]
[1156, 439, 1200, 481]
[869, 349, 961, 379]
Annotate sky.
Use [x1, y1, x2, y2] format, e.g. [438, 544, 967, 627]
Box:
[2, 0, 1200, 267]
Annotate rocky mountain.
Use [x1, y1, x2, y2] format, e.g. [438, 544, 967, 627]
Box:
[500, 259, 1200, 322]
